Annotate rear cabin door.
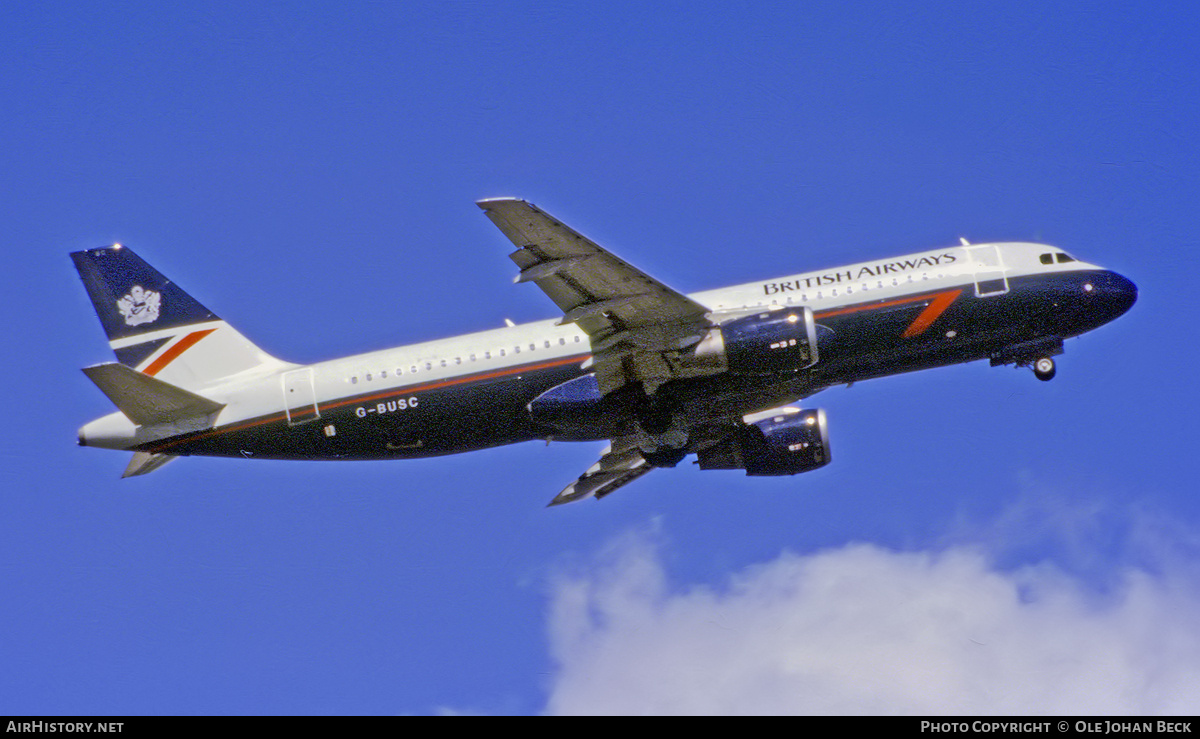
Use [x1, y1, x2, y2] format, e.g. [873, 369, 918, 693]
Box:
[283, 368, 320, 425]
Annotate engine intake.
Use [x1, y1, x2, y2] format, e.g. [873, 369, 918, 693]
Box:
[697, 407, 831, 476]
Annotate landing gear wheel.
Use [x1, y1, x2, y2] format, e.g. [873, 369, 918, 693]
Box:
[1033, 357, 1056, 382]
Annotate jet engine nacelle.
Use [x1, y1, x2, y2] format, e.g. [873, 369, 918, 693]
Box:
[527, 373, 622, 440]
[692, 308, 819, 375]
[697, 407, 830, 476]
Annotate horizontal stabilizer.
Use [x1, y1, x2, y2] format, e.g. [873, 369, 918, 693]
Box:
[82, 362, 225, 427]
[123, 451, 178, 478]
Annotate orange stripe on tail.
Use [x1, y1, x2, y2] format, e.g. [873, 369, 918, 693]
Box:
[143, 329, 217, 376]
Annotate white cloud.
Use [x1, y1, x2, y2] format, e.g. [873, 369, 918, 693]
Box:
[542, 533, 1200, 715]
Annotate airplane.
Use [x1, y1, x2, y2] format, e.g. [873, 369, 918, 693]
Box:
[73, 198, 1137, 505]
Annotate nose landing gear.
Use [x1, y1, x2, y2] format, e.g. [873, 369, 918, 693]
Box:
[990, 338, 1063, 382]
[1033, 357, 1057, 382]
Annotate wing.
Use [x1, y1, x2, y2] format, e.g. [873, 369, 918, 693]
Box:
[477, 198, 713, 395]
[549, 439, 653, 506]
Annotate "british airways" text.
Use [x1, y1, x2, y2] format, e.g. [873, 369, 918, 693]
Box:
[763, 253, 958, 295]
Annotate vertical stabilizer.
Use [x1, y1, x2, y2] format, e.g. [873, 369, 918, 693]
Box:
[71, 245, 288, 389]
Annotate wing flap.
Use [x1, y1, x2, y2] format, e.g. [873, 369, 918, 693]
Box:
[478, 198, 713, 394]
[481, 198, 709, 326]
[548, 442, 653, 506]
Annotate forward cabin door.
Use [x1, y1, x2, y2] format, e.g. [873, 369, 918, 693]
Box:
[282, 368, 320, 425]
[967, 245, 1010, 297]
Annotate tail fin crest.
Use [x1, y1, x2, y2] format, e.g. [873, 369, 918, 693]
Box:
[71, 245, 288, 388]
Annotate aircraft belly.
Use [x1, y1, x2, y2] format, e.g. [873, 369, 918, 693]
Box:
[140, 357, 586, 461]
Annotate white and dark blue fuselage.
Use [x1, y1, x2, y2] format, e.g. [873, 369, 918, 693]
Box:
[74, 212, 1136, 502]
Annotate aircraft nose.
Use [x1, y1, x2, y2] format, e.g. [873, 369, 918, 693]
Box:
[1087, 270, 1138, 321]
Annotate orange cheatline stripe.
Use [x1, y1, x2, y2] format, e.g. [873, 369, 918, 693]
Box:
[816, 293, 934, 320]
[902, 289, 962, 338]
[142, 328, 218, 376]
[814, 288, 963, 338]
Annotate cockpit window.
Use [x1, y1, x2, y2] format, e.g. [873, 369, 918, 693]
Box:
[1056, 253, 1076, 263]
[1039, 254, 1054, 265]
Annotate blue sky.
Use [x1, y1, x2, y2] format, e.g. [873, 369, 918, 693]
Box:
[3, 2, 1198, 714]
